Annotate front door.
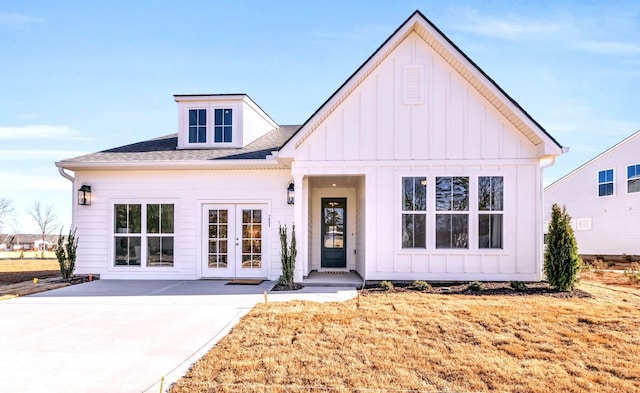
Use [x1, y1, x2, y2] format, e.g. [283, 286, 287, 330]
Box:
[202, 204, 266, 278]
[321, 198, 347, 268]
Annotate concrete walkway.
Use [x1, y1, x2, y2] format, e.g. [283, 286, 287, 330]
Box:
[0, 280, 357, 393]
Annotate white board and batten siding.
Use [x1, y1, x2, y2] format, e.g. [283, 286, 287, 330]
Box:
[290, 33, 546, 281]
[72, 169, 293, 280]
[544, 132, 640, 255]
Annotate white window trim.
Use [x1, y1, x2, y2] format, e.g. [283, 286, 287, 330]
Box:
[597, 168, 615, 197]
[180, 103, 241, 149]
[478, 176, 504, 250]
[396, 173, 509, 255]
[626, 163, 640, 194]
[109, 200, 178, 272]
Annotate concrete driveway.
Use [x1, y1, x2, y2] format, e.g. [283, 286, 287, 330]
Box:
[0, 280, 356, 393]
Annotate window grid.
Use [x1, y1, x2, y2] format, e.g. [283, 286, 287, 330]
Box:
[598, 169, 614, 197]
[435, 177, 469, 249]
[188, 109, 207, 143]
[627, 164, 640, 193]
[401, 177, 427, 249]
[478, 177, 504, 249]
[214, 108, 233, 143]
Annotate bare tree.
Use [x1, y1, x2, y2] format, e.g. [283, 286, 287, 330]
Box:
[29, 201, 59, 257]
[0, 197, 14, 234]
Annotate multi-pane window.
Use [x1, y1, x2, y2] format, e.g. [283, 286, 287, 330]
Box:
[401, 177, 426, 248]
[598, 169, 614, 196]
[208, 209, 228, 268]
[478, 177, 504, 249]
[627, 164, 640, 193]
[435, 177, 469, 249]
[214, 108, 232, 143]
[114, 204, 142, 266]
[114, 203, 174, 267]
[241, 209, 262, 269]
[146, 204, 174, 267]
[188, 109, 207, 143]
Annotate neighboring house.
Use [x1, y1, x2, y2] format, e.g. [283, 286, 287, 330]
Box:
[544, 130, 640, 255]
[1, 234, 58, 251]
[56, 11, 563, 282]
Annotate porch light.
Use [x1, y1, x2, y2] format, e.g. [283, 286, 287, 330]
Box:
[78, 184, 91, 206]
[287, 182, 295, 205]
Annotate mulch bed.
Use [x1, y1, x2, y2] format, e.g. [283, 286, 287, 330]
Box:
[272, 283, 304, 291]
[362, 281, 592, 298]
[0, 270, 60, 285]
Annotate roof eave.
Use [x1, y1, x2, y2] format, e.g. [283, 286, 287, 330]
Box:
[55, 157, 287, 172]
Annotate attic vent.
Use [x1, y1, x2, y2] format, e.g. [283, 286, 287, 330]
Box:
[403, 65, 424, 105]
[575, 218, 592, 231]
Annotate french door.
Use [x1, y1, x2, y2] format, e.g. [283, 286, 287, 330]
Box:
[202, 204, 267, 278]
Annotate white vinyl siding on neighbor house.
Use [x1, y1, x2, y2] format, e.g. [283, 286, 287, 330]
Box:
[544, 131, 640, 255]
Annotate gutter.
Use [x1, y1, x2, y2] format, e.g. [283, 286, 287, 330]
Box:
[58, 167, 74, 182]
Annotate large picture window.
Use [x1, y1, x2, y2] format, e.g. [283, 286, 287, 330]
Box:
[598, 169, 614, 196]
[401, 177, 426, 248]
[627, 164, 640, 193]
[435, 177, 469, 249]
[478, 176, 503, 249]
[114, 203, 175, 267]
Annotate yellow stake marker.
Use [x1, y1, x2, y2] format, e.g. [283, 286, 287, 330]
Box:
[159, 376, 164, 393]
[33, 278, 38, 284]
[264, 291, 268, 304]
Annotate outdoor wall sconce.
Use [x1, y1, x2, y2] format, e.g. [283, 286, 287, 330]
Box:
[78, 184, 92, 206]
[287, 182, 295, 205]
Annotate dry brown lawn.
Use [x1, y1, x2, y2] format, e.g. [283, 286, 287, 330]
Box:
[172, 282, 640, 393]
[0, 259, 66, 298]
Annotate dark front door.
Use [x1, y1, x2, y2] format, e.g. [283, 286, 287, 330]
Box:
[321, 198, 347, 268]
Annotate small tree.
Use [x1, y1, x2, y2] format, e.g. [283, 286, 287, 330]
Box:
[0, 197, 14, 234]
[544, 204, 581, 291]
[55, 228, 78, 281]
[278, 223, 296, 288]
[30, 201, 59, 258]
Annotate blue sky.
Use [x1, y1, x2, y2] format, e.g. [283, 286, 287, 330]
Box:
[1, 0, 639, 233]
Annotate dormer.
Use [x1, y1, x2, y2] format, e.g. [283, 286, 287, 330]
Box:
[174, 94, 278, 149]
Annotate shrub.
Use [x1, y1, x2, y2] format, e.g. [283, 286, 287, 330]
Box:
[379, 280, 394, 291]
[510, 281, 527, 292]
[544, 204, 581, 291]
[411, 280, 431, 291]
[55, 228, 78, 281]
[278, 224, 296, 288]
[623, 262, 640, 284]
[468, 281, 484, 291]
[592, 259, 606, 276]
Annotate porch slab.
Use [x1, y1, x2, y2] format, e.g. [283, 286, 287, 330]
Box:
[302, 271, 363, 287]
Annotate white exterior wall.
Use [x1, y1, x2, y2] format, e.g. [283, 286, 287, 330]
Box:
[72, 169, 293, 280]
[544, 134, 640, 255]
[242, 100, 278, 146]
[290, 32, 546, 281]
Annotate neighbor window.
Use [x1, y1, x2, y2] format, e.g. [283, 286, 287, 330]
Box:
[114, 203, 175, 267]
[478, 176, 504, 249]
[188, 109, 207, 143]
[214, 108, 232, 143]
[627, 164, 640, 193]
[598, 169, 614, 196]
[401, 177, 426, 248]
[435, 177, 469, 249]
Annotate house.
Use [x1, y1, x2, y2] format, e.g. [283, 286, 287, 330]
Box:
[55, 11, 563, 282]
[544, 130, 640, 256]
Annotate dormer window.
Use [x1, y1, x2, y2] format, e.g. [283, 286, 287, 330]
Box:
[189, 109, 207, 143]
[214, 108, 232, 143]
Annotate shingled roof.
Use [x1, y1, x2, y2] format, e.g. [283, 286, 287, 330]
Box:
[59, 125, 299, 164]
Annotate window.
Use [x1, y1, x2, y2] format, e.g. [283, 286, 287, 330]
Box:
[627, 164, 640, 193]
[401, 177, 426, 248]
[214, 108, 232, 143]
[478, 176, 503, 249]
[189, 109, 207, 143]
[435, 177, 469, 249]
[114, 204, 142, 266]
[114, 203, 175, 267]
[598, 169, 614, 196]
[146, 204, 174, 266]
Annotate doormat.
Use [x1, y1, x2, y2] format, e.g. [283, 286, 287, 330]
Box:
[226, 279, 264, 285]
